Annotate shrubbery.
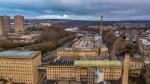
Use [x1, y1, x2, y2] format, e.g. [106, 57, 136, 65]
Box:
[0, 25, 75, 54]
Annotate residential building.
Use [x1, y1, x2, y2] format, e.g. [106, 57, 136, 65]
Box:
[7, 34, 40, 43]
[0, 16, 3, 36]
[2, 16, 10, 34]
[0, 16, 10, 35]
[15, 15, 24, 34]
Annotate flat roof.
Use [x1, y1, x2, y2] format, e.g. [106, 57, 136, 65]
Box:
[48, 58, 74, 66]
[94, 35, 106, 48]
[144, 57, 150, 61]
[130, 57, 143, 62]
[74, 60, 122, 67]
[0, 50, 40, 58]
[141, 38, 150, 45]
[59, 48, 98, 52]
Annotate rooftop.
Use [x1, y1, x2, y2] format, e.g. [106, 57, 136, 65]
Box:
[141, 38, 150, 45]
[74, 60, 122, 67]
[144, 57, 150, 61]
[0, 50, 40, 58]
[94, 35, 106, 48]
[48, 58, 74, 66]
[47, 59, 122, 67]
[59, 48, 98, 52]
[130, 57, 143, 62]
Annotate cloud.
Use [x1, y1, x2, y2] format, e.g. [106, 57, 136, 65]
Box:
[36, 15, 69, 19]
[0, 0, 150, 20]
[36, 14, 99, 21]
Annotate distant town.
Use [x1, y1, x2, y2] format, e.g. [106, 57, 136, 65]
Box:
[0, 15, 150, 84]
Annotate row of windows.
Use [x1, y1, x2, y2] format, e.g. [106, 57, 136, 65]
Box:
[48, 70, 75, 72]
[101, 68, 122, 70]
[104, 74, 121, 77]
[48, 76, 121, 81]
[48, 73, 75, 76]
[103, 70, 122, 72]
[1, 62, 32, 66]
[143, 53, 150, 56]
[0, 59, 31, 62]
[0, 66, 31, 68]
[0, 61, 31, 63]
[48, 68, 75, 71]
[1, 75, 32, 79]
[1, 75, 33, 83]
[104, 72, 121, 74]
[48, 75, 75, 78]
[47, 71, 121, 76]
[49, 67, 74, 69]
[57, 51, 97, 55]
[48, 76, 75, 80]
[0, 69, 32, 71]
[58, 54, 97, 57]
[0, 73, 32, 76]
[104, 73, 121, 75]
[0, 66, 31, 70]
[13, 79, 32, 83]
[130, 63, 143, 67]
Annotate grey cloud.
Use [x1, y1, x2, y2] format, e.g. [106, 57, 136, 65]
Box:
[0, 0, 150, 20]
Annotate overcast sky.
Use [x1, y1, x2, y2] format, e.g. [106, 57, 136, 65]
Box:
[0, 0, 150, 21]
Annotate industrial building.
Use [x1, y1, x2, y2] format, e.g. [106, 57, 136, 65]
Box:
[46, 59, 122, 84]
[130, 58, 144, 70]
[0, 16, 144, 84]
[139, 37, 150, 56]
[0, 50, 41, 84]
[57, 48, 99, 59]
[138, 36, 150, 64]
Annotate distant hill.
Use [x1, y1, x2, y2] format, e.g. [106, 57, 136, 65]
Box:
[10, 19, 150, 27]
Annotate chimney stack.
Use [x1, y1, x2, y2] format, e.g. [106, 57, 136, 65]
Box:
[99, 16, 103, 36]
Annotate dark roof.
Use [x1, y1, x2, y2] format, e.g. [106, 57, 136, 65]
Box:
[48, 58, 74, 66]
[130, 57, 143, 62]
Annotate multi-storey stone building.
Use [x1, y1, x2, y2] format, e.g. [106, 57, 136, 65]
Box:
[139, 37, 150, 64]
[46, 59, 122, 84]
[130, 58, 144, 70]
[139, 37, 150, 56]
[57, 48, 99, 59]
[0, 50, 41, 84]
